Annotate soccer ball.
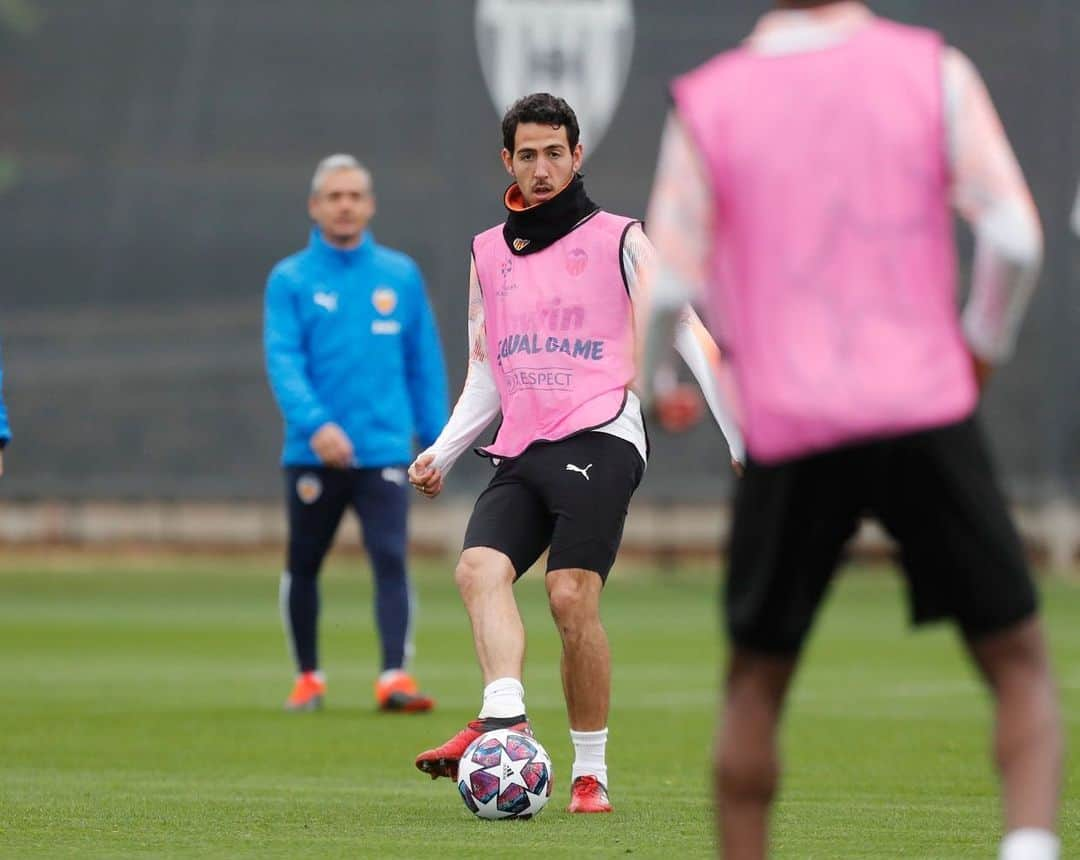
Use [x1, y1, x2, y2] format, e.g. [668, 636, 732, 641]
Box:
[456, 728, 553, 820]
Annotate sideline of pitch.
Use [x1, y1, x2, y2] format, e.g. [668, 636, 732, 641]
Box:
[0, 498, 1076, 572]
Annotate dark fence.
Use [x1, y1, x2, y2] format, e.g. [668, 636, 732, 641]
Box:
[1, 1, 1076, 501]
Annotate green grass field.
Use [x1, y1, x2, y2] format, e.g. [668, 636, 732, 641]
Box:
[1, 553, 1077, 858]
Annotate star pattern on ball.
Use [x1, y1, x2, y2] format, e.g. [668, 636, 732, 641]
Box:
[459, 730, 552, 819]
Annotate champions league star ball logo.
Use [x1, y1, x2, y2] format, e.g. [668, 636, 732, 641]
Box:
[475, 0, 635, 160]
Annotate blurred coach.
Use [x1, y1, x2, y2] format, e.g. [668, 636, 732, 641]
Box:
[264, 154, 449, 713]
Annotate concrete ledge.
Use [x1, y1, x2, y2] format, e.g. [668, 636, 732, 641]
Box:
[0, 499, 1076, 571]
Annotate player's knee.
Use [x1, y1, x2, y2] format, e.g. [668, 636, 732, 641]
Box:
[454, 548, 510, 598]
[546, 580, 579, 625]
[969, 615, 1052, 691]
[546, 577, 596, 631]
[715, 744, 779, 806]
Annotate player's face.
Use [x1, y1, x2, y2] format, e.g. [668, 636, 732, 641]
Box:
[501, 123, 583, 207]
[308, 168, 375, 247]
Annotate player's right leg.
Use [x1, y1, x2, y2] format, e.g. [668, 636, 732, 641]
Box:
[716, 649, 798, 860]
[415, 465, 551, 780]
[281, 466, 351, 711]
[720, 447, 862, 857]
[414, 547, 531, 778]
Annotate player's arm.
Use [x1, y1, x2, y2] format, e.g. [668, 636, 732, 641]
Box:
[671, 307, 745, 468]
[626, 129, 745, 467]
[946, 47, 1043, 385]
[409, 259, 501, 498]
[263, 268, 352, 467]
[403, 263, 450, 449]
[1072, 182, 1080, 238]
[0, 338, 10, 478]
[638, 110, 714, 404]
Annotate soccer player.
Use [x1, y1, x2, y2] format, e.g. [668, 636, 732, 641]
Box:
[0, 337, 10, 477]
[641, 2, 1062, 858]
[409, 93, 742, 813]
[264, 154, 449, 713]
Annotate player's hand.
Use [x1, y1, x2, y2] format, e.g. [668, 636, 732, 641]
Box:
[971, 352, 994, 392]
[654, 384, 703, 433]
[311, 423, 354, 469]
[408, 452, 444, 499]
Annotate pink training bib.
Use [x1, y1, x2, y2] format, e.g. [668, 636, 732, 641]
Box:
[673, 19, 977, 463]
[473, 211, 637, 459]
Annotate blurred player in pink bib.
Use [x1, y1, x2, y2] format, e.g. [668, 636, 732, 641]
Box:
[642, 2, 1061, 858]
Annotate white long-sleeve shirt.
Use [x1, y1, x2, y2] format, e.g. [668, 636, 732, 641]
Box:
[644, 1, 1043, 379]
[422, 222, 743, 478]
[1072, 182, 1080, 237]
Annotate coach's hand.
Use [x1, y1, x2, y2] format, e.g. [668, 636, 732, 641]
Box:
[311, 423, 354, 469]
[0, 449, 4, 477]
[655, 383, 703, 433]
[408, 452, 444, 499]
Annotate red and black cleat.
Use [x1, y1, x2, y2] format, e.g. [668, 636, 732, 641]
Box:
[415, 718, 530, 780]
[567, 775, 613, 813]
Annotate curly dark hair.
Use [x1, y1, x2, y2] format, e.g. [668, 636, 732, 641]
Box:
[501, 93, 580, 153]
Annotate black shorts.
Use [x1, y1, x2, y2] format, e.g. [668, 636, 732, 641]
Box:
[463, 432, 645, 580]
[727, 416, 1037, 655]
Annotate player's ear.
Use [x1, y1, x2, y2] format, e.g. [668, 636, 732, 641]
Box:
[501, 148, 514, 176]
[572, 143, 584, 173]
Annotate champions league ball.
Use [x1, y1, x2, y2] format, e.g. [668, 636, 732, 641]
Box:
[457, 728, 553, 820]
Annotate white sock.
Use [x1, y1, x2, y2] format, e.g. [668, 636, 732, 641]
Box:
[1000, 829, 1060, 860]
[378, 669, 405, 685]
[570, 727, 609, 786]
[478, 677, 526, 719]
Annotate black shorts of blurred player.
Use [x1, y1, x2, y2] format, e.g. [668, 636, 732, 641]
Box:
[727, 416, 1037, 654]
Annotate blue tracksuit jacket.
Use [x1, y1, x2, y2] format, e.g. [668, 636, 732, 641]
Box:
[0, 339, 9, 448]
[264, 228, 449, 467]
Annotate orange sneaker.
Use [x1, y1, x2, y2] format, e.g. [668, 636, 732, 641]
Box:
[567, 775, 613, 813]
[375, 671, 435, 713]
[415, 718, 531, 780]
[284, 671, 325, 712]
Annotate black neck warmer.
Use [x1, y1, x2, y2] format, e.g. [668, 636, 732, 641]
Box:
[502, 174, 600, 256]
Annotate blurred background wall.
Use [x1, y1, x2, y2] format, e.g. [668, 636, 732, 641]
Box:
[1, 0, 1077, 506]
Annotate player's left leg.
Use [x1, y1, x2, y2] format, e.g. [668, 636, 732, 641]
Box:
[352, 466, 434, 712]
[539, 432, 645, 813]
[966, 616, 1061, 859]
[545, 566, 614, 813]
[875, 418, 1062, 858]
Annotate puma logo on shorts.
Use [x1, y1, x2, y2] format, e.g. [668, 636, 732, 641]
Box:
[565, 463, 593, 480]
